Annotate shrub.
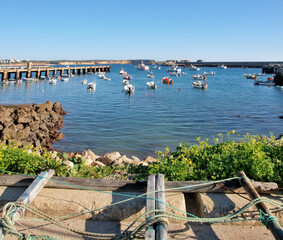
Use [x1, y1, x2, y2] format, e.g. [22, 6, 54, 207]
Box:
[143, 132, 282, 184]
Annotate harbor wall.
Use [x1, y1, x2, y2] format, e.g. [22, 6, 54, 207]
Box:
[0, 183, 281, 225]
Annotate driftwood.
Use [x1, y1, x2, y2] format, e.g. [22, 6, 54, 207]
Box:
[0, 175, 278, 193]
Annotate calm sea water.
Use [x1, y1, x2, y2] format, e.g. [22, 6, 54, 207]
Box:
[1, 64, 283, 159]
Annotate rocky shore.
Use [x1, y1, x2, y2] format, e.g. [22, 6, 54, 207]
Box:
[0, 101, 66, 151]
[61, 149, 157, 169]
[0, 101, 157, 173]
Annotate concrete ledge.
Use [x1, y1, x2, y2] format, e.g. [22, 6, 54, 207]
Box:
[0, 187, 186, 223]
[198, 192, 283, 226]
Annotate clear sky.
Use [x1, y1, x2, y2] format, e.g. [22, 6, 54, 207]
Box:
[1, 0, 282, 61]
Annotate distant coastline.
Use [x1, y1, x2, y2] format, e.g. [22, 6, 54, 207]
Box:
[1, 59, 282, 69]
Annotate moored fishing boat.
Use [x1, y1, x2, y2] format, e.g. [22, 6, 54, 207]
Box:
[123, 79, 129, 85]
[87, 82, 96, 90]
[124, 84, 135, 93]
[170, 72, 181, 76]
[161, 77, 174, 84]
[192, 80, 208, 89]
[254, 78, 274, 86]
[217, 64, 227, 69]
[39, 76, 48, 80]
[203, 71, 215, 76]
[81, 79, 87, 84]
[137, 62, 149, 71]
[243, 74, 257, 79]
[23, 77, 36, 81]
[119, 69, 127, 75]
[61, 77, 69, 81]
[189, 65, 200, 71]
[146, 81, 157, 89]
[49, 78, 57, 85]
[123, 75, 132, 80]
[168, 66, 181, 73]
[97, 73, 105, 79]
[147, 74, 154, 78]
[193, 74, 207, 80]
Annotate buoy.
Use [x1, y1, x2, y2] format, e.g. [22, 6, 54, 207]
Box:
[145, 93, 147, 95]
[179, 88, 181, 91]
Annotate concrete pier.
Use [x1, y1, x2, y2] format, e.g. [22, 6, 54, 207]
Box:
[0, 65, 110, 81]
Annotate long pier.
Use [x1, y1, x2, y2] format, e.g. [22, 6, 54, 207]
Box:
[0, 65, 110, 81]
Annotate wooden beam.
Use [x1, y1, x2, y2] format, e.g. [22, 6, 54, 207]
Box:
[0, 170, 55, 239]
[13, 169, 55, 221]
[238, 171, 283, 240]
[0, 175, 277, 193]
[155, 174, 168, 240]
[145, 174, 155, 240]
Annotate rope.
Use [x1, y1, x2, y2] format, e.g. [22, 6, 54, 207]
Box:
[258, 209, 279, 229]
[0, 169, 282, 239]
[3, 197, 282, 240]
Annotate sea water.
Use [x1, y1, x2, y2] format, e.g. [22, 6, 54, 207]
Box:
[1, 64, 283, 159]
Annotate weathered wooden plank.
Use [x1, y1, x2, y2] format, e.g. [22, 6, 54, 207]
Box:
[238, 171, 283, 240]
[155, 174, 168, 240]
[0, 175, 278, 193]
[145, 174, 155, 240]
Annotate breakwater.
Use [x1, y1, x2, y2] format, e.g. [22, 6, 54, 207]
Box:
[0, 101, 65, 150]
[176, 61, 283, 69]
[0, 65, 110, 81]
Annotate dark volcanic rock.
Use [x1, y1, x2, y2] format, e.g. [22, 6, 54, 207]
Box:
[0, 101, 65, 151]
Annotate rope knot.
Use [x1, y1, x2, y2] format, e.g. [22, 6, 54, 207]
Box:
[258, 209, 278, 229]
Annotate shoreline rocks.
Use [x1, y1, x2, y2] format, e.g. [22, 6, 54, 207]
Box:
[0, 101, 66, 150]
[65, 150, 158, 170]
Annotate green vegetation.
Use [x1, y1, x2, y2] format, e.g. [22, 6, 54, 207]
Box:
[0, 131, 282, 184]
[0, 143, 127, 179]
[139, 132, 283, 184]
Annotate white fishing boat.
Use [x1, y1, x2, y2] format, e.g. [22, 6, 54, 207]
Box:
[81, 79, 87, 84]
[168, 66, 181, 73]
[61, 74, 70, 78]
[217, 64, 227, 69]
[254, 79, 275, 86]
[170, 72, 181, 76]
[254, 73, 266, 76]
[119, 69, 127, 75]
[49, 79, 57, 85]
[61, 77, 69, 81]
[23, 77, 36, 81]
[137, 62, 149, 71]
[124, 84, 135, 93]
[189, 65, 200, 71]
[123, 79, 129, 85]
[146, 81, 157, 89]
[104, 77, 111, 81]
[97, 73, 105, 79]
[123, 75, 132, 80]
[87, 82, 96, 90]
[192, 81, 208, 89]
[203, 71, 216, 76]
[39, 76, 48, 80]
[192, 74, 207, 80]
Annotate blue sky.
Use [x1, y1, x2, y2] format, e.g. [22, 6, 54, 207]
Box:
[1, 0, 282, 61]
